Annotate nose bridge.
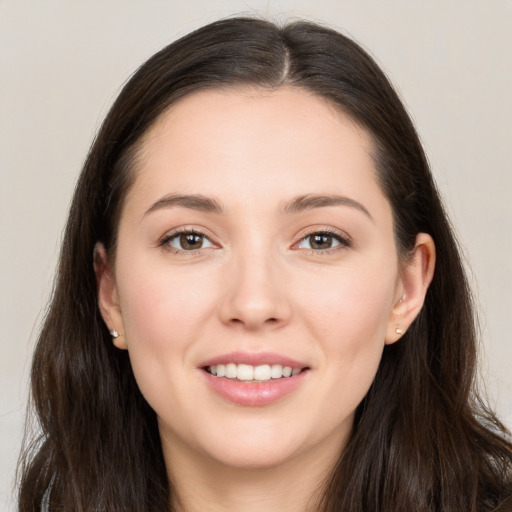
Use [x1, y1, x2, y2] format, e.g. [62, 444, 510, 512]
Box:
[219, 238, 290, 329]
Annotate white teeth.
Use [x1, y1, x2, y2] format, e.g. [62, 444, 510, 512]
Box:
[225, 363, 237, 378]
[254, 364, 271, 381]
[237, 364, 254, 381]
[207, 363, 302, 381]
[271, 364, 283, 379]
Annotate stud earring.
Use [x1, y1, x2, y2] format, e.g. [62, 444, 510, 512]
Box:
[110, 329, 120, 339]
[395, 327, 403, 334]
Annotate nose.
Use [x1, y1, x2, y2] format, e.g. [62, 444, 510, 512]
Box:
[218, 252, 292, 331]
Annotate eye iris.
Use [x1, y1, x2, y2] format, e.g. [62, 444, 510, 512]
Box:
[310, 233, 333, 250]
[180, 233, 203, 250]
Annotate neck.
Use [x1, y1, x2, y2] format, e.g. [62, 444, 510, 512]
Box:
[161, 431, 345, 512]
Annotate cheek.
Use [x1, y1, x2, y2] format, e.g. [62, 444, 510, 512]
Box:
[114, 263, 220, 425]
[114, 260, 219, 398]
[118, 261, 215, 344]
[298, 261, 396, 344]
[295, 260, 396, 407]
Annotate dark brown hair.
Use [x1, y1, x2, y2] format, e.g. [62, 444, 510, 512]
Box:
[18, 17, 512, 511]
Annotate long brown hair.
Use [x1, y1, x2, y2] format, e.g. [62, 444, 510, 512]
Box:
[18, 17, 512, 511]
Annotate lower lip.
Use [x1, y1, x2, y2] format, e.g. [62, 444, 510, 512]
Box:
[202, 370, 309, 406]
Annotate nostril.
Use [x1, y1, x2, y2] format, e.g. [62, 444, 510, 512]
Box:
[229, 317, 279, 326]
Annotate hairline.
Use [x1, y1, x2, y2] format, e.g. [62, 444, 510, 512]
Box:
[105, 83, 409, 269]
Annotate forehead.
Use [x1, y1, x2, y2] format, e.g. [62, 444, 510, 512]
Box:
[140, 86, 373, 162]
[125, 86, 387, 218]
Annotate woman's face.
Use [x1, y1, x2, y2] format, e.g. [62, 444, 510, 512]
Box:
[100, 87, 411, 471]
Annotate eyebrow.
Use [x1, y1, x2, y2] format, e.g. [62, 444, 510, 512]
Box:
[144, 193, 224, 217]
[282, 194, 373, 220]
[143, 192, 372, 220]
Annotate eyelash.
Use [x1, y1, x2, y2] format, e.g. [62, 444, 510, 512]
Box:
[159, 229, 216, 255]
[159, 228, 351, 255]
[294, 229, 351, 254]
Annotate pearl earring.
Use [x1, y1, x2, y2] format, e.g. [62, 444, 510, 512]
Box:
[110, 329, 120, 338]
[395, 327, 403, 334]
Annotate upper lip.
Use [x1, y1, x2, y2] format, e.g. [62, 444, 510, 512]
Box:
[198, 351, 309, 370]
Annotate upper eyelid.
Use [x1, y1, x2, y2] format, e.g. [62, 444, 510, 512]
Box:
[159, 229, 219, 255]
[291, 229, 352, 253]
[165, 230, 212, 243]
[160, 226, 216, 243]
[294, 227, 351, 243]
[158, 225, 351, 248]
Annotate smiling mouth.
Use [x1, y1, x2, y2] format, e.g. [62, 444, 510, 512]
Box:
[205, 363, 307, 382]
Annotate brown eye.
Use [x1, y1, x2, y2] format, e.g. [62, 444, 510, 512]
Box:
[296, 231, 349, 251]
[166, 231, 214, 251]
[310, 233, 334, 250]
[180, 233, 204, 250]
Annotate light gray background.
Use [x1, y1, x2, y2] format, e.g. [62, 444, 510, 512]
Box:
[1, 1, 511, 509]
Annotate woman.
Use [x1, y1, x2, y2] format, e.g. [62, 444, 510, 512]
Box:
[18, 17, 512, 512]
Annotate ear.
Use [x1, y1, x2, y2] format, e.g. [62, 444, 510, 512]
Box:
[93, 242, 127, 350]
[385, 233, 436, 344]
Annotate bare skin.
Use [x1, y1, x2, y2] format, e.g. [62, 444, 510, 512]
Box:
[95, 87, 435, 511]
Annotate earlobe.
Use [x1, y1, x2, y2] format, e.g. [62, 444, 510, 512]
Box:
[385, 233, 436, 344]
[93, 242, 127, 350]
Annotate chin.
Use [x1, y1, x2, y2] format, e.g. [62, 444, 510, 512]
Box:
[190, 418, 326, 471]
[171, 417, 290, 466]
[206, 443, 302, 470]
